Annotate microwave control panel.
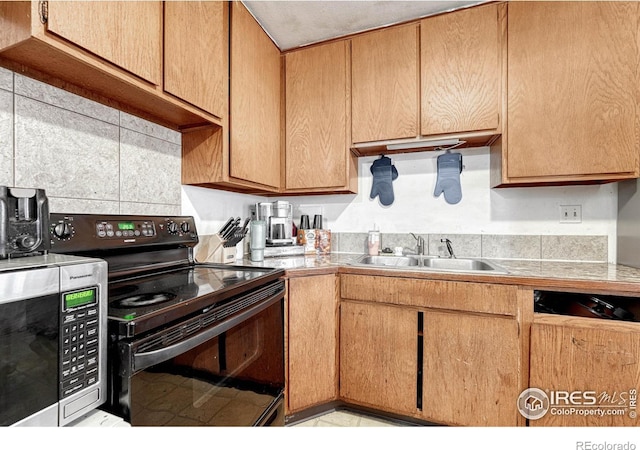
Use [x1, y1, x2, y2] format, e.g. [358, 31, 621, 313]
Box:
[59, 287, 100, 399]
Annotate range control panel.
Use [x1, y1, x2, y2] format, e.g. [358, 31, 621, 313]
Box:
[50, 214, 198, 253]
[94, 219, 156, 239]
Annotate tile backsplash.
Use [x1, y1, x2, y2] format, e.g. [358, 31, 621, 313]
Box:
[332, 232, 608, 262]
[0, 67, 181, 215]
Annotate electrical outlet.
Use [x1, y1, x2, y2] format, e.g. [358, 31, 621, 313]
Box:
[560, 205, 582, 223]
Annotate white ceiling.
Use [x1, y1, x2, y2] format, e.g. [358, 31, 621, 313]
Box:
[242, 0, 487, 51]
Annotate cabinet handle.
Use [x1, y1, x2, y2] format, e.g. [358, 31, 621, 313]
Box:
[417, 311, 424, 411]
[39, 1, 48, 24]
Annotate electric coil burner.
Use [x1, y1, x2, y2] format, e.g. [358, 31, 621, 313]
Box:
[49, 213, 286, 427]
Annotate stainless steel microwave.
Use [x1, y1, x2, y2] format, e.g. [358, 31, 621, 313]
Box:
[0, 254, 108, 426]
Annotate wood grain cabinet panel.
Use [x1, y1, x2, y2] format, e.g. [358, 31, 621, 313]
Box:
[420, 3, 501, 136]
[287, 275, 338, 413]
[351, 24, 419, 143]
[229, 1, 281, 190]
[284, 40, 356, 193]
[47, 1, 162, 86]
[530, 318, 640, 426]
[340, 274, 518, 316]
[164, 1, 227, 120]
[421, 310, 522, 426]
[502, 1, 639, 183]
[340, 301, 418, 416]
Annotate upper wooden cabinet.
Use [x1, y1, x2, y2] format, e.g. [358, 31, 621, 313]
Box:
[0, 1, 220, 129]
[351, 24, 419, 143]
[420, 3, 501, 136]
[46, 1, 162, 86]
[164, 1, 227, 120]
[182, 1, 281, 193]
[229, 1, 281, 190]
[349, 7, 504, 156]
[492, 1, 640, 186]
[284, 41, 357, 193]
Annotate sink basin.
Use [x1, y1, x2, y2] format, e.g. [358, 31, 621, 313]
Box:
[420, 257, 505, 272]
[351, 255, 507, 273]
[355, 255, 419, 267]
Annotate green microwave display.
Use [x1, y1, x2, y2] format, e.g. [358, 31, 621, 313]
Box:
[64, 288, 97, 309]
[118, 222, 135, 231]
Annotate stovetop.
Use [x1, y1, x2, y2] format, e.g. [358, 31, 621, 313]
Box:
[108, 263, 283, 338]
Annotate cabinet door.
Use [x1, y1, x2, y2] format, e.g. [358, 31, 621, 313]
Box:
[287, 275, 338, 413]
[340, 301, 418, 416]
[351, 24, 418, 143]
[285, 41, 350, 191]
[229, 2, 281, 190]
[530, 321, 640, 426]
[46, 1, 162, 86]
[506, 2, 639, 181]
[164, 1, 227, 119]
[422, 311, 521, 426]
[421, 3, 501, 136]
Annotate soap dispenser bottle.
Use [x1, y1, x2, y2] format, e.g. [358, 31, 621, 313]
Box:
[368, 225, 380, 256]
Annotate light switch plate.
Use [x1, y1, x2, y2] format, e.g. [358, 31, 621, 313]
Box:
[560, 205, 582, 223]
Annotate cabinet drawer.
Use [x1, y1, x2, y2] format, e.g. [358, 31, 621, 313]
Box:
[340, 274, 517, 316]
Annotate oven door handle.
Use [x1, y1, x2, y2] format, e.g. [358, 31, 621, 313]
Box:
[131, 289, 283, 373]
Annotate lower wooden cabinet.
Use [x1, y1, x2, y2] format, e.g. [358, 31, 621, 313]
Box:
[339, 274, 526, 426]
[286, 275, 338, 414]
[340, 301, 419, 416]
[529, 315, 640, 426]
[421, 310, 521, 426]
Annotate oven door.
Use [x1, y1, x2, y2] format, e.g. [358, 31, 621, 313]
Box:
[0, 267, 60, 426]
[112, 281, 285, 426]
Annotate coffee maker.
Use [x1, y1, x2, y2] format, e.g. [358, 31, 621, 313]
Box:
[250, 201, 304, 257]
[0, 186, 50, 258]
[251, 201, 294, 245]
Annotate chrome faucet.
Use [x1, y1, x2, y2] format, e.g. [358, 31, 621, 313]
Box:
[410, 233, 425, 256]
[441, 238, 456, 258]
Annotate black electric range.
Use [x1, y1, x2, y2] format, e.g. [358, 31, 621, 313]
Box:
[49, 213, 284, 337]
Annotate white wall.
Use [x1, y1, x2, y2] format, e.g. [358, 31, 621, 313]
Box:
[183, 147, 617, 260]
[181, 185, 264, 235]
[278, 148, 618, 259]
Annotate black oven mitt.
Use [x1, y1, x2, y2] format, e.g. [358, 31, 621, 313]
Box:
[434, 152, 463, 205]
[370, 156, 398, 206]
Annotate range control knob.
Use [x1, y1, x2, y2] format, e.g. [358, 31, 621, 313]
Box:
[167, 222, 179, 235]
[15, 234, 37, 250]
[180, 222, 190, 233]
[53, 222, 73, 240]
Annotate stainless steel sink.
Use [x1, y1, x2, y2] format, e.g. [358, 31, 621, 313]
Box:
[355, 255, 419, 267]
[420, 257, 504, 272]
[351, 255, 508, 273]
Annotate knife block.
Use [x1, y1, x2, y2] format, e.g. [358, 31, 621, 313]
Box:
[194, 234, 222, 263]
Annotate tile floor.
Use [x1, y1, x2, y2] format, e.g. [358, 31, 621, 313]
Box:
[291, 410, 401, 427]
